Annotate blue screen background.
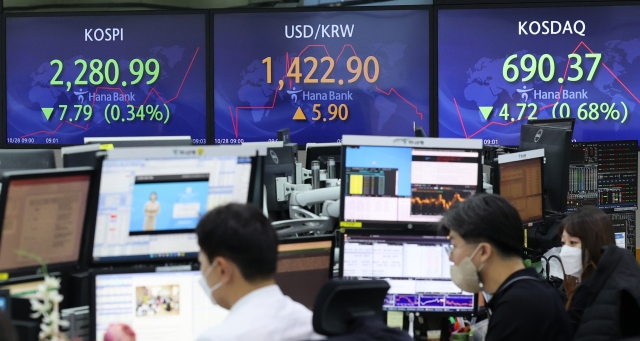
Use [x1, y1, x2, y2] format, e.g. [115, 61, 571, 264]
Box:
[439, 6, 640, 145]
[213, 10, 430, 145]
[5, 14, 207, 145]
[129, 180, 209, 233]
[345, 146, 412, 196]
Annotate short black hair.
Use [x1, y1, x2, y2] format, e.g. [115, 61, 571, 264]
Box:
[440, 194, 523, 258]
[196, 203, 277, 282]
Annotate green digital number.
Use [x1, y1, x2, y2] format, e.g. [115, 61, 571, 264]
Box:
[75, 59, 88, 85]
[145, 59, 160, 84]
[503, 54, 519, 82]
[585, 54, 602, 81]
[50, 60, 64, 85]
[104, 59, 119, 85]
[567, 54, 583, 82]
[89, 59, 104, 85]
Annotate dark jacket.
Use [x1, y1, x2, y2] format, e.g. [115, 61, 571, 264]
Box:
[574, 246, 640, 341]
[485, 268, 573, 341]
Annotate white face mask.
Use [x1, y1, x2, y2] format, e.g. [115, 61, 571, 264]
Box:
[560, 245, 583, 278]
[199, 261, 224, 305]
[450, 244, 486, 293]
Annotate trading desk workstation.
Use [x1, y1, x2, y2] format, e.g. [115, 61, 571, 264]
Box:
[0, 1, 639, 341]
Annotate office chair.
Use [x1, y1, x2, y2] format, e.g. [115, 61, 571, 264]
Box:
[312, 279, 413, 341]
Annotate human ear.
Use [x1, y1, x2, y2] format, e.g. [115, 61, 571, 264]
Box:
[477, 243, 492, 264]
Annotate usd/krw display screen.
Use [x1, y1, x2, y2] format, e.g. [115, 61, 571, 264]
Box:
[5, 13, 207, 146]
[439, 6, 640, 146]
[213, 9, 429, 145]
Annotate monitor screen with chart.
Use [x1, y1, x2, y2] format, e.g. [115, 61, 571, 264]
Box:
[339, 231, 475, 313]
[340, 136, 482, 228]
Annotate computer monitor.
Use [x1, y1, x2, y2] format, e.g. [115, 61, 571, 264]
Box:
[414, 124, 427, 138]
[275, 235, 334, 310]
[0, 150, 56, 174]
[265, 146, 298, 215]
[606, 210, 637, 255]
[339, 230, 476, 314]
[62, 145, 108, 168]
[0, 290, 10, 315]
[497, 149, 545, 224]
[278, 128, 291, 144]
[340, 135, 482, 228]
[91, 269, 228, 341]
[0, 168, 94, 274]
[519, 125, 572, 213]
[91, 147, 261, 264]
[84, 136, 193, 147]
[213, 8, 429, 146]
[305, 143, 342, 179]
[567, 140, 638, 211]
[527, 118, 575, 132]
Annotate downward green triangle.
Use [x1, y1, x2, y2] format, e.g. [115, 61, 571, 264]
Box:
[41, 108, 54, 121]
[479, 106, 493, 121]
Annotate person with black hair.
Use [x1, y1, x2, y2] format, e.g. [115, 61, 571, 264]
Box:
[195, 203, 324, 341]
[440, 194, 572, 341]
[560, 207, 640, 340]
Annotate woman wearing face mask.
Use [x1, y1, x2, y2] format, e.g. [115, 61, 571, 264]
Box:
[558, 206, 640, 340]
[559, 206, 616, 333]
[441, 194, 573, 341]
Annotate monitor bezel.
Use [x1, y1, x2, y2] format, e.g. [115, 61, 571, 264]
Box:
[210, 5, 432, 146]
[526, 118, 576, 132]
[2, 10, 211, 149]
[89, 153, 261, 266]
[0, 167, 95, 277]
[339, 135, 483, 230]
[337, 228, 478, 315]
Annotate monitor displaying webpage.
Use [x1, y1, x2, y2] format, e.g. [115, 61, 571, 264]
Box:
[95, 271, 228, 341]
[0, 175, 90, 272]
[92, 156, 252, 262]
[343, 146, 479, 223]
[342, 233, 474, 313]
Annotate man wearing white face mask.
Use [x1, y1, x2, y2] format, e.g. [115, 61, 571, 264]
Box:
[440, 194, 573, 341]
[195, 203, 324, 341]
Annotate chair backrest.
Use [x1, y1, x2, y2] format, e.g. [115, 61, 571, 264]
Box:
[312, 279, 389, 336]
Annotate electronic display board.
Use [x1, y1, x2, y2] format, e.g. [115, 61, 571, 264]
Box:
[213, 8, 430, 145]
[439, 5, 640, 146]
[5, 13, 208, 146]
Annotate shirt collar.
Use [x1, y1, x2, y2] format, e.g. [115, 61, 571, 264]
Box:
[230, 284, 283, 313]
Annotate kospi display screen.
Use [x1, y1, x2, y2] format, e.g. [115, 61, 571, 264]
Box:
[213, 9, 430, 145]
[5, 13, 208, 146]
[438, 5, 640, 146]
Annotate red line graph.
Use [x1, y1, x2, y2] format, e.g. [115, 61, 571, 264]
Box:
[228, 44, 424, 139]
[20, 47, 201, 138]
[454, 41, 640, 139]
